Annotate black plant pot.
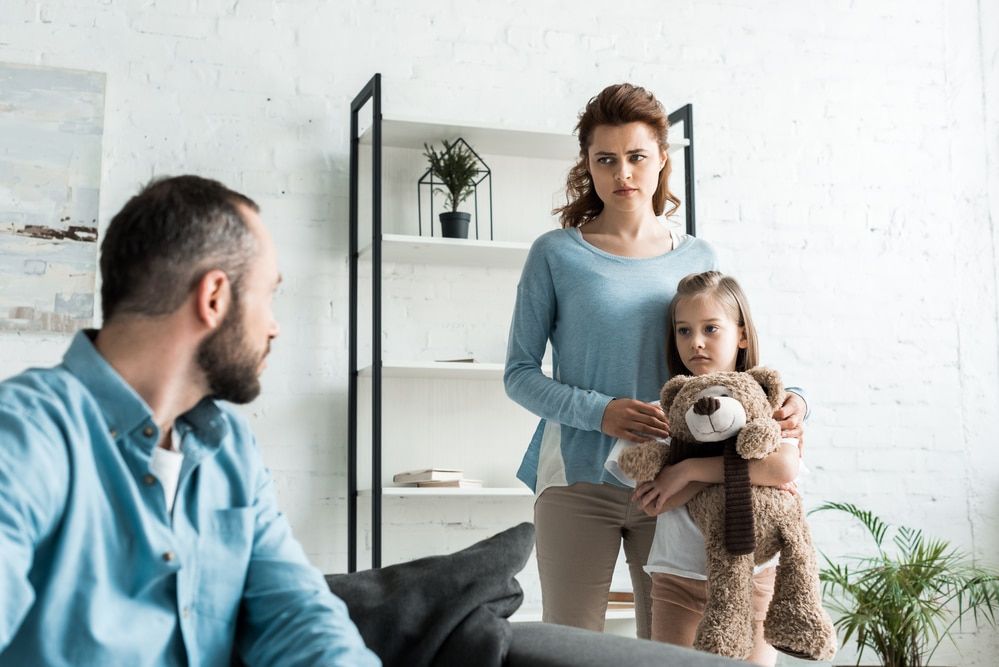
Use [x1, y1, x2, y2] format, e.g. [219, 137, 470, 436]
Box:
[439, 211, 471, 239]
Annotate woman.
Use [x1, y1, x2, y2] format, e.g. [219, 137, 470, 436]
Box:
[503, 83, 807, 639]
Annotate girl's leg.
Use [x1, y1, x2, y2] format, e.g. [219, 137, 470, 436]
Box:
[649, 572, 706, 646]
[621, 500, 657, 639]
[534, 482, 628, 632]
[747, 567, 778, 667]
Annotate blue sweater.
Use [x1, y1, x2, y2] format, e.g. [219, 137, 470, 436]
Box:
[504, 227, 718, 492]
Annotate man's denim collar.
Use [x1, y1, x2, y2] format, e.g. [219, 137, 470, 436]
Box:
[62, 330, 228, 447]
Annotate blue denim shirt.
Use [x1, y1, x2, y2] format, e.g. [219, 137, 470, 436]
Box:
[0, 331, 379, 666]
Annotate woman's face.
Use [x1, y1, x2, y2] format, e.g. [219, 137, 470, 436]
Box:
[586, 122, 666, 217]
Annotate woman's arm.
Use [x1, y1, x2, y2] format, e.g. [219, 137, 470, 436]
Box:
[503, 240, 667, 438]
[503, 270, 613, 433]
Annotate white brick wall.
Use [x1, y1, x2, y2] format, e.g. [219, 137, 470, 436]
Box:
[2, 0, 998, 662]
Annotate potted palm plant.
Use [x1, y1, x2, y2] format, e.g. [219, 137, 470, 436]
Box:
[423, 139, 479, 239]
[812, 501, 999, 667]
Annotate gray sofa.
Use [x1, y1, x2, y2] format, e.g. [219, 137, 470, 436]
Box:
[507, 622, 741, 666]
[326, 523, 742, 666]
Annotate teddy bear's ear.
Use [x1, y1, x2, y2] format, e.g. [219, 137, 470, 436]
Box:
[746, 366, 784, 410]
[660, 375, 690, 409]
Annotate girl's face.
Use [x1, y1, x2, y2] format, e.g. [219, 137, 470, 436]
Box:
[586, 122, 666, 216]
[673, 294, 747, 375]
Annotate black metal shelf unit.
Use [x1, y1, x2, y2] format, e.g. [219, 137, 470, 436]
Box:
[347, 73, 696, 571]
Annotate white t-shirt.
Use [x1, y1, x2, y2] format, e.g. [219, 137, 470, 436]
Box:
[150, 428, 184, 514]
[605, 434, 805, 580]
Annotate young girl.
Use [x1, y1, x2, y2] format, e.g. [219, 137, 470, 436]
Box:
[608, 270, 802, 666]
[504, 81, 808, 640]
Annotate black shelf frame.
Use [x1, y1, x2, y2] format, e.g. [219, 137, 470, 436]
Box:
[347, 73, 696, 571]
[348, 73, 382, 572]
[667, 104, 696, 236]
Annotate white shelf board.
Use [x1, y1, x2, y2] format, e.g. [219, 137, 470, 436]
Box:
[358, 487, 533, 497]
[359, 234, 530, 269]
[358, 361, 551, 380]
[359, 114, 689, 159]
[361, 114, 577, 159]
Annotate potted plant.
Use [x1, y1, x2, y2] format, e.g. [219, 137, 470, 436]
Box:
[812, 501, 999, 667]
[423, 139, 479, 239]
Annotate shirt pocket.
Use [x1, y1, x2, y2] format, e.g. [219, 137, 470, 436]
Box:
[196, 507, 254, 622]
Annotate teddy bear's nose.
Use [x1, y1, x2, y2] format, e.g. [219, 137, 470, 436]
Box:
[693, 396, 720, 416]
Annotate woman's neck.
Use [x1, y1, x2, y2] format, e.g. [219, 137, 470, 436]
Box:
[580, 209, 671, 258]
[585, 207, 656, 236]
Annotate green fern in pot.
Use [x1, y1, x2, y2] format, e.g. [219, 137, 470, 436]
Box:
[812, 501, 999, 666]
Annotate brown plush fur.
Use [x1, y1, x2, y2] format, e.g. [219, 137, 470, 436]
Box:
[618, 368, 837, 661]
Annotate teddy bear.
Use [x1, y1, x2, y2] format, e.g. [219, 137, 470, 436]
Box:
[618, 367, 837, 662]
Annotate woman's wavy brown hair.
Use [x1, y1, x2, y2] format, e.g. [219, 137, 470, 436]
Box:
[554, 83, 680, 228]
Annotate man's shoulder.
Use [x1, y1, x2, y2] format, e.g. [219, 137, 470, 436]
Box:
[0, 364, 79, 419]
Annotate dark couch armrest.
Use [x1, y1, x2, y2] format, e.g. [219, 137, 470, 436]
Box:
[508, 623, 746, 667]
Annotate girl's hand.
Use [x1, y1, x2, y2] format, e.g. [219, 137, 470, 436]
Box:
[601, 399, 669, 442]
[773, 393, 806, 443]
[777, 481, 799, 496]
[632, 462, 690, 514]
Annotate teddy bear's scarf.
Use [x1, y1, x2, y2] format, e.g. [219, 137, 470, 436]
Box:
[667, 437, 756, 556]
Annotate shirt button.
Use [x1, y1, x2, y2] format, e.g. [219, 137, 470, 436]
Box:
[183, 606, 191, 619]
[109, 428, 118, 438]
[162, 551, 175, 563]
[143, 474, 156, 486]
[143, 426, 155, 437]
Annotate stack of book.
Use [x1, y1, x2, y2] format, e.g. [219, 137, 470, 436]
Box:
[391, 468, 483, 488]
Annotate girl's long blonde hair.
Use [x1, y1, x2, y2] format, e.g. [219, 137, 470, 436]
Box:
[666, 271, 759, 377]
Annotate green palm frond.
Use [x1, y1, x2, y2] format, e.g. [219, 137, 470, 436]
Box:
[811, 501, 889, 549]
[812, 502, 999, 667]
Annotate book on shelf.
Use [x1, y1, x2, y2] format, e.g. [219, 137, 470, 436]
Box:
[416, 479, 483, 488]
[391, 468, 464, 484]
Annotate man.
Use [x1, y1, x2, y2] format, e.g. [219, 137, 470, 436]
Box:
[0, 176, 379, 666]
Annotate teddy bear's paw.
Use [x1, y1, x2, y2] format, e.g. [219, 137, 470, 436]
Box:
[693, 625, 753, 660]
[764, 613, 838, 662]
[617, 442, 665, 482]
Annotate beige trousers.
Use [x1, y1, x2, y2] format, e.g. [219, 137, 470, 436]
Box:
[534, 482, 657, 638]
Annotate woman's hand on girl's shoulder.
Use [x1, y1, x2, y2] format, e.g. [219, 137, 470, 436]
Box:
[773, 393, 806, 446]
[601, 399, 669, 442]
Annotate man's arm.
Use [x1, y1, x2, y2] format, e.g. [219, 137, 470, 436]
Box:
[0, 408, 69, 650]
[234, 445, 379, 667]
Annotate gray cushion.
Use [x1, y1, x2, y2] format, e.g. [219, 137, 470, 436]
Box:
[326, 522, 534, 667]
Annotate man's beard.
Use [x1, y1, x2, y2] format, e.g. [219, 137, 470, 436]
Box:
[196, 299, 265, 404]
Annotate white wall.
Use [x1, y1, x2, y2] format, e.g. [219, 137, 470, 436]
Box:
[2, 0, 998, 663]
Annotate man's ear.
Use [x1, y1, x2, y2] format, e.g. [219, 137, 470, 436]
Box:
[746, 366, 783, 410]
[660, 374, 690, 410]
[194, 269, 232, 330]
